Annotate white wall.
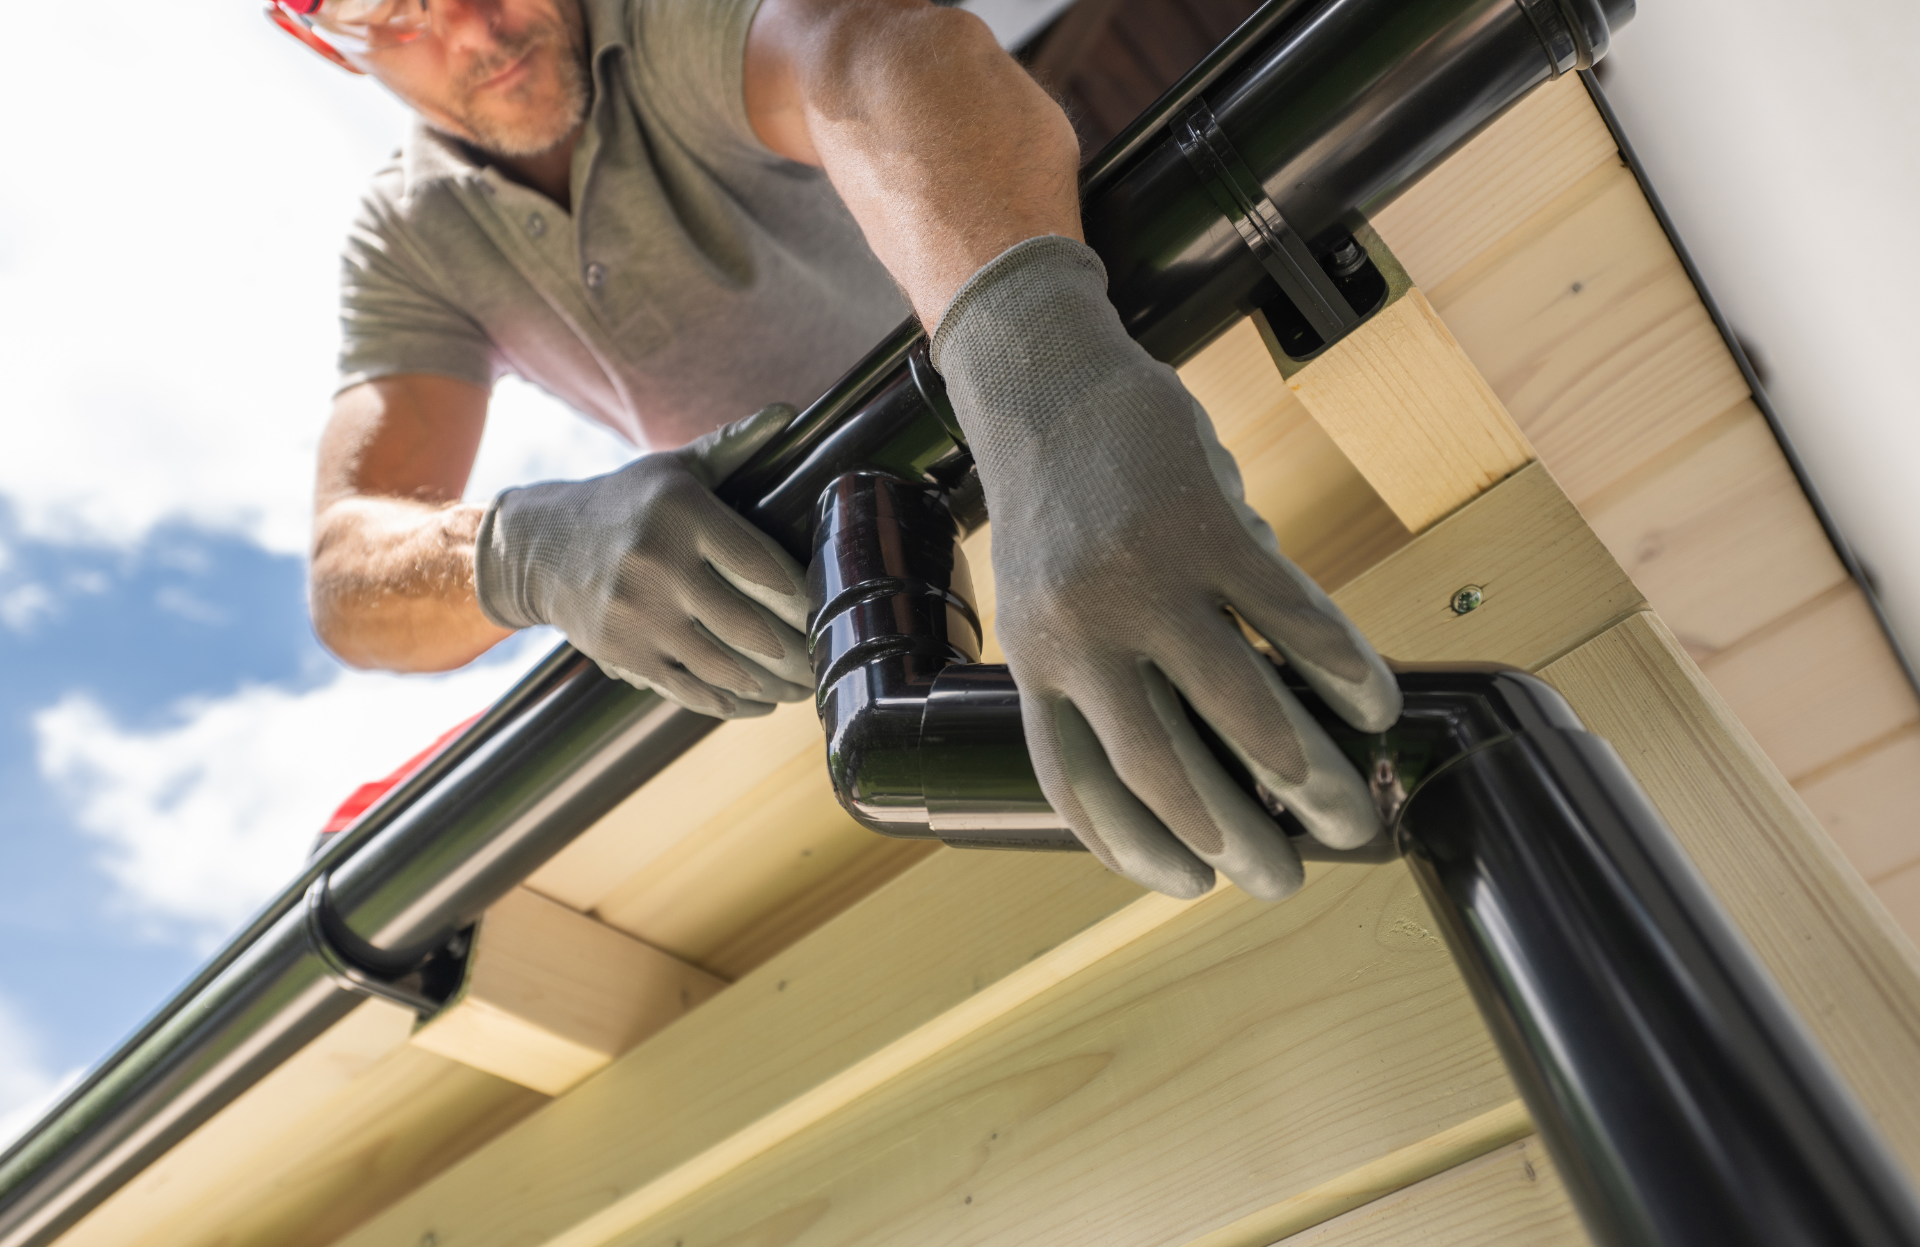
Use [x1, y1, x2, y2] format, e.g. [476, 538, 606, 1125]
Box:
[1599, 0, 1920, 666]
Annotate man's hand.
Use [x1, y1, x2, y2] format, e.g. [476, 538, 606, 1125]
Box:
[933, 238, 1403, 900]
[474, 407, 813, 718]
[751, 2, 1402, 895]
[312, 374, 513, 672]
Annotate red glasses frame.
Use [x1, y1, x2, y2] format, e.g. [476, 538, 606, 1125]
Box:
[263, 0, 369, 74]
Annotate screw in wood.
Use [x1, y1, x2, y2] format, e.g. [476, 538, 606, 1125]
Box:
[1450, 585, 1484, 615]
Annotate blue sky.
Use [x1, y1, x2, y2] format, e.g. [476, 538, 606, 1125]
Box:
[0, 4, 631, 1141]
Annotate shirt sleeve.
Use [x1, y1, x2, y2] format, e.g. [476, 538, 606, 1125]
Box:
[624, 0, 774, 162]
[336, 175, 500, 395]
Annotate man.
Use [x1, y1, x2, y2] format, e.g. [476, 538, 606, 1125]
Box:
[293, 0, 1402, 902]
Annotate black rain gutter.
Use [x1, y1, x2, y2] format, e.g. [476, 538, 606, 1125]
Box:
[20, 3, 1882, 1246]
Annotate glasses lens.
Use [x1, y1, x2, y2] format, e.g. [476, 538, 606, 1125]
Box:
[309, 0, 427, 44]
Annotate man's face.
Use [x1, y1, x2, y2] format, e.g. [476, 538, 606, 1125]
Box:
[367, 0, 589, 160]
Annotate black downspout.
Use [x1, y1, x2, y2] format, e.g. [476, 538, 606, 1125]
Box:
[807, 467, 1920, 1247]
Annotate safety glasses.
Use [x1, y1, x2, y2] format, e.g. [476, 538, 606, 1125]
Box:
[263, 0, 431, 74]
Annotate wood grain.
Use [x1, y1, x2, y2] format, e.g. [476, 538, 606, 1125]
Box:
[1272, 1137, 1586, 1247]
[1698, 584, 1920, 783]
[587, 863, 1515, 1247]
[526, 700, 824, 913]
[1430, 160, 1751, 507]
[336, 851, 1150, 1247]
[587, 747, 939, 979]
[1797, 727, 1920, 884]
[1184, 318, 1411, 590]
[1333, 462, 1643, 669]
[411, 887, 728, 1095]
[1181, 1101, 1534, 1247]
[1872, 862, 1920, 952]
[1289, 289, 1535, 533]
[1582, 401, 1849, 660]
[1372, 74, 1619, 291]
[1541, 612, 1920, 1174]
[62, 1017, 543, 1247]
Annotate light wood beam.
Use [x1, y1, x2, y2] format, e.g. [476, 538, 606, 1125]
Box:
[1697, 584, 1920, 784]
[1428, 158, 1750, 507]
[1581, 401, 1849, 661]
[579, 862, 1512, 1247]
[1287, 289, 1534, 533]
[1269, 1137, 1585, 1247]
[59, 1006, 543, 1247]
[1798, 727, 1920, 886]
[411, 887, 728, 1095]
[1371, 75, 1619, 291]
[1179, 1101, 1535, 1247]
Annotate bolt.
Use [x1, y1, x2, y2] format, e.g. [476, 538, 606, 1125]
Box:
[1450, 585, 1484, 615]
[1328, 237, 1367, 277]
[419, 1235, 439, 1247]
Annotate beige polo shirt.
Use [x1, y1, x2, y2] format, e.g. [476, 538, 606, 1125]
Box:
[337, 0, 911, 451]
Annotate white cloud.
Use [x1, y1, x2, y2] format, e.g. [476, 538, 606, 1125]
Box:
[0, 998, 82, 1151]
[0, 7, 628, 561]
[34, 642, 555, 951]
[0, 583, 55, 633]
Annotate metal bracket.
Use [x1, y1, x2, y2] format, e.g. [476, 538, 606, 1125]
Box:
[303, 877, 468, 1018]
[1173, 98, 1364, 345]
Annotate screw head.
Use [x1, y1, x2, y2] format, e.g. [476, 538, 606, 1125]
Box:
[1450, 585, 1484, 615]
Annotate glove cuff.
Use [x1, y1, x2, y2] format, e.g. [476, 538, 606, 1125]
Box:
[473, 489, 543, 630]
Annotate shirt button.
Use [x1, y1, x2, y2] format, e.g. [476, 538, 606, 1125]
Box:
[584, 262, 607, 289]
[526, 213, 547, 238]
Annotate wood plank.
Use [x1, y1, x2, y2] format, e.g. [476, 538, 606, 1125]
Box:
[57, 1001, 417, 1247]
[525, 699, 824, 913]
[587, 747, 939, 979]
[1181, 1101, 1534, 1247]
[1272, 1137, 1586, 1247]
[1371, 74, 1619, 291]
[1540, 611, 1920, 1174]
[1288, 289, 1535, 533]
[1429, 160, 1750, 507]
[336, 850, 1151, 1247]
[333, 469, 1638, 1247]
[61, 1018, 543, 1247]
[1698, 584, 1920, 783]
[1797, 727, 1920, 884]
[1334, 462, 1643, 669]
[1582, 401, 1850, 660]
[559, 863, 1518, 1247]
[411, 887, 728, 1095]
[1184, 318, 1410, 591]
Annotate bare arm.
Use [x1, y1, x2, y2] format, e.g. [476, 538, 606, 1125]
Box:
[743, 0, 1083, 327]
[311, 374, 515, 672]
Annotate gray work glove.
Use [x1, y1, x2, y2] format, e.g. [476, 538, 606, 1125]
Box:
[930, 236, 1402, 900]
[475, 405, 811, 719]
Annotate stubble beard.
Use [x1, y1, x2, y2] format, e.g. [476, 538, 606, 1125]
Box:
[449, 7, 590, 160]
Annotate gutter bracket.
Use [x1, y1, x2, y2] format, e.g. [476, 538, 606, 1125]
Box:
[303, 878, 468, 1019]
[1173, 98, 1371, 348]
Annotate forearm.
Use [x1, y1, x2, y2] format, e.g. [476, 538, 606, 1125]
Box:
[310, 495, 513, 672]
[750, 0, 1082, 325]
